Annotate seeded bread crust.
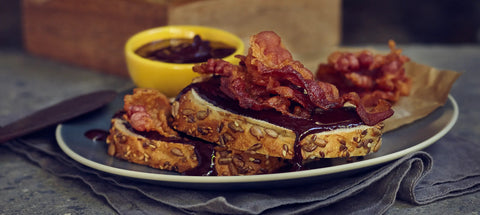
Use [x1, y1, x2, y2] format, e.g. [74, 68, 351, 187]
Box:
[299, 125, 383, 161]
[214, 147, 286, 176]
[171, 89, 384, 160]
[106, 118, 198, 173]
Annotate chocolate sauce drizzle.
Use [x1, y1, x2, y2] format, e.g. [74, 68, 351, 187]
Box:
[84, 129, 109, 142]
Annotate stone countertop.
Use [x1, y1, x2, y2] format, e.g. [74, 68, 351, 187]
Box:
[0, 46, 479, 214]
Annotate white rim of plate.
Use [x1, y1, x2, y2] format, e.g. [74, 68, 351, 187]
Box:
[56, 95, 458, 184]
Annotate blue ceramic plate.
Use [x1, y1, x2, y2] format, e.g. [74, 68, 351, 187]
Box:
[56, 93, 458, 189]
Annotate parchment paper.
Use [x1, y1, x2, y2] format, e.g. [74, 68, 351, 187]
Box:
[383, 61, 461, 132]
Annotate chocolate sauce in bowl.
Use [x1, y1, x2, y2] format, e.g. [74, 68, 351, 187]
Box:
[135, 35, 236, 64]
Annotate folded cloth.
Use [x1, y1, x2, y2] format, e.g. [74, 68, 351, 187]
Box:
[3, 127, 480, 215]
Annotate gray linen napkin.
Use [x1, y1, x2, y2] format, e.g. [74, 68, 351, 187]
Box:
[3, 127, 480, 215]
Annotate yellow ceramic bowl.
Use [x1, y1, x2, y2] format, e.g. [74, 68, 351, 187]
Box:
[125, 25, 245, 97]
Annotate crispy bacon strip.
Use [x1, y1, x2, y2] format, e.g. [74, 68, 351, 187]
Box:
[193, 31, 393, 125]
[123, 88, 178, 137]
[317, 40, 412, 103]
[343, 92, 394, 126]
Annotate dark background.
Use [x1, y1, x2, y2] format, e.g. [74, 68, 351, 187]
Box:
[342, 0, 480, 45]
[1, 0, 479, 49]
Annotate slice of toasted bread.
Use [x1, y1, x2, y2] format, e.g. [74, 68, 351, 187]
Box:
[214, 147, 285, 176]
[106, 117, 286, 176]
[171, 87, 383, 161]
[107, 117, 199, 173]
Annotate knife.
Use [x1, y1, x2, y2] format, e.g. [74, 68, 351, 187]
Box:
[0, 90, 118, 143]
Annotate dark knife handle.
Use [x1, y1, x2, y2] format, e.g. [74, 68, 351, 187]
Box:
[0, 90, 117, 143]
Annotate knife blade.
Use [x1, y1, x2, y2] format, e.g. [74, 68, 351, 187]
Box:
[0, 90, 118, 143]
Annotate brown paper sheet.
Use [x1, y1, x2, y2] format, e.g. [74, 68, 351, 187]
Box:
[383, 61, 461, 132]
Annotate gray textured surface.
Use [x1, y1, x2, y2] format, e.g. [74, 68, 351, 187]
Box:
[0, 47, 479, 214]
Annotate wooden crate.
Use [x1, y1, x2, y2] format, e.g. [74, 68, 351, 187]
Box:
[22, 0, 340, 76]
[22, 0, 170, 76]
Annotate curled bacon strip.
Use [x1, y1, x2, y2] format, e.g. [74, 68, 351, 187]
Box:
[317, 40, 412, 103]
[193, 31, 393, 125]
[343, 92, 393, 126]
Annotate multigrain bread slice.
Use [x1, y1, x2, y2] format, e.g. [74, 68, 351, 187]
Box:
[214, 147, 285, 176]
[106, 117, 199, 173]
[106, 116, 286, 175]
[171, 87, 384, 161]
